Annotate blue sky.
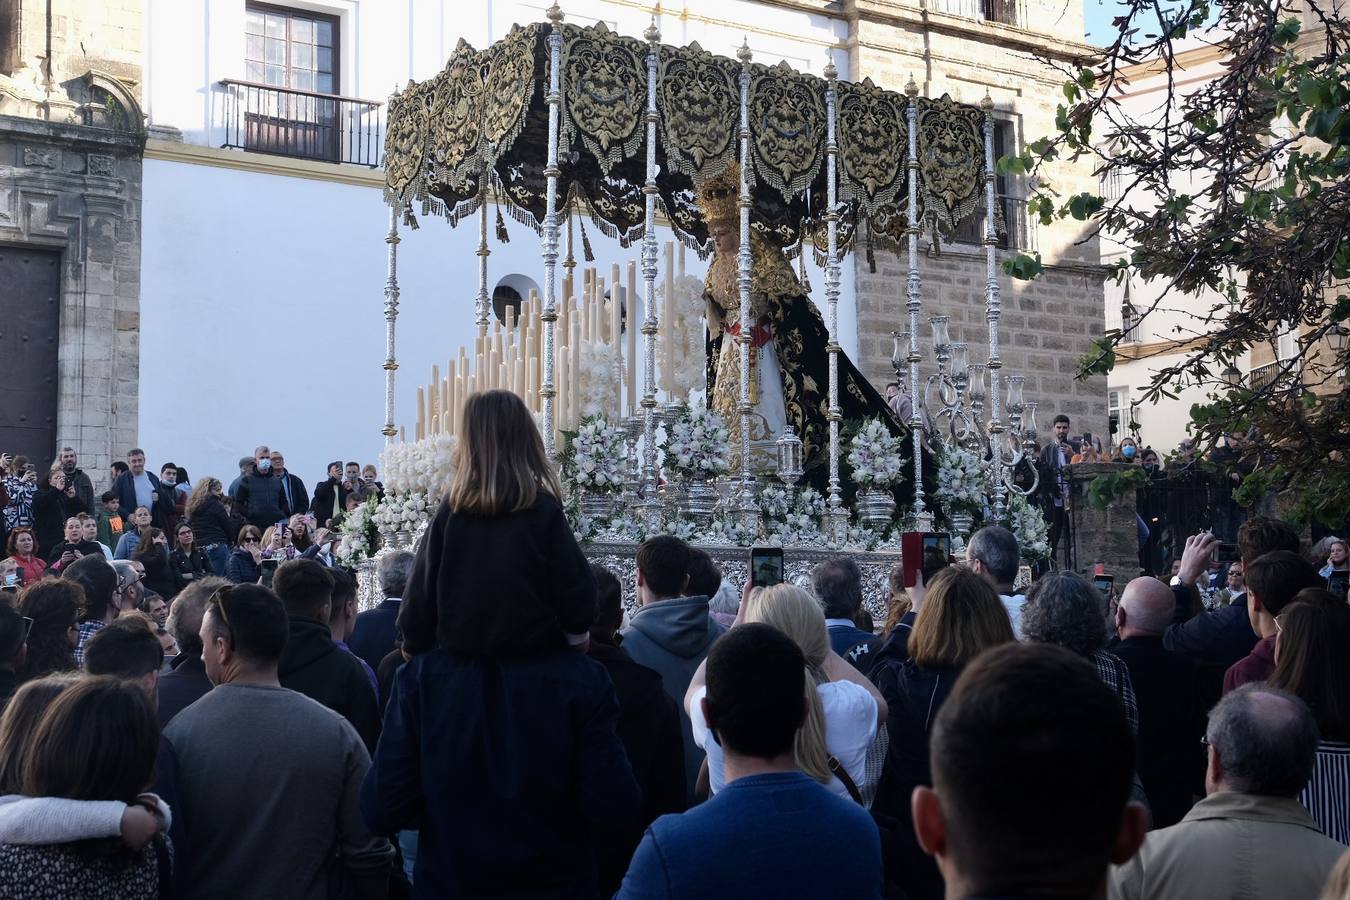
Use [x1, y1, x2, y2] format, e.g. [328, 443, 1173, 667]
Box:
[1083, 0, 1130, 43]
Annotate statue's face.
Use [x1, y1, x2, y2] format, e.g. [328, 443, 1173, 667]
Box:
[711, 223, 739, 255]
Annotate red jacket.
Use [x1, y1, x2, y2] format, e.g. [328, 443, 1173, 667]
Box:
[1222, 634, 1276, 694]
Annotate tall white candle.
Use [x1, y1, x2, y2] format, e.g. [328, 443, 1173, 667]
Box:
[663, 242, 676, 399]
[627, 262, 638, 416]
[571, 317, 582, 426]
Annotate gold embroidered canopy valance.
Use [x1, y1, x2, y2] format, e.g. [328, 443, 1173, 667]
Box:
[382, 21, 993, 261]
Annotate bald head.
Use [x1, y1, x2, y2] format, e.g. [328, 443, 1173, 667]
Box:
[1116, 577, 1174, 638]
[1205, 684, 1318, 797]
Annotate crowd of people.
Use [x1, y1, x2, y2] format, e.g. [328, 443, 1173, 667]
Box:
[2, 391, 1350, 898]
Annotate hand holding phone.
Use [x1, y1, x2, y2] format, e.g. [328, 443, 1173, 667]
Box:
[901, 532, 951, 589]
[749, 546, 785, 589]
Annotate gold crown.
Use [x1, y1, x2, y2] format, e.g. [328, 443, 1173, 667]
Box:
[695, 164, 741, 230]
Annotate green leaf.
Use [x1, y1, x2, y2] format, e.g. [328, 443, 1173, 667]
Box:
[1002, 252, 1044, 280]
[1078, 337, 1116, 377]
[1067, 192, 1106, 220]
[1273, 18, 1302, 45]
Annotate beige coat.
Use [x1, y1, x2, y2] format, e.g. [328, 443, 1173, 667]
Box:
[1110, 792, 1347, 900]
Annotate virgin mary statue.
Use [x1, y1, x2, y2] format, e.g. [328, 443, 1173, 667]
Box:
[699, 165, 912, 490]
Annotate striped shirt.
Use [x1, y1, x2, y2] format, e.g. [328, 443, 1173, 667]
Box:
[1303, 741, 1350, 843]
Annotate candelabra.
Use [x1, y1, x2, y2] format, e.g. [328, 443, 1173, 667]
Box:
[775, 426, 804, 507]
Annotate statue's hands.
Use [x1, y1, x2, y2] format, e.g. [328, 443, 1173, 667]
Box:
[705, 297, 725, 338]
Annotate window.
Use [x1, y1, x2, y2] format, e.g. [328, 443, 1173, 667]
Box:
[240, 4, 341, 162]
[245, 5, 337, 95]
[951, 121, 1028, 248]
[1276, 322, 1298, 360]
[1120, 281, 1140, 342]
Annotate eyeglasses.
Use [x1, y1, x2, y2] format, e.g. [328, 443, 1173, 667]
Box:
[208, 585, 237, 646]
[1274, 614, 1285, 634]
[20, 617, 32, 643]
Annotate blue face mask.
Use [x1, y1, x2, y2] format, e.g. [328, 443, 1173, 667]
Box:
[1122, 445, 1137, 459]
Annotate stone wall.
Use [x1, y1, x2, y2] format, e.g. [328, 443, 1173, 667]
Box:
[0, 0, 146, 476]
[843, 0, 1109, 441]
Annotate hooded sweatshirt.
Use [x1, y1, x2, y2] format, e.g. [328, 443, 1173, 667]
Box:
[621, 595, 725, 803]
[278, 616, 381, 754]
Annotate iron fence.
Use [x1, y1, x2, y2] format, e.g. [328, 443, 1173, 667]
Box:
[220, 80, 383, 167]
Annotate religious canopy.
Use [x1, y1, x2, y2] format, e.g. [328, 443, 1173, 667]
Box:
[382, 20, 996, 262]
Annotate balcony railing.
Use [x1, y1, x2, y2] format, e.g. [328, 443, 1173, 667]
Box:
[929, 0, 1025, 27]
[220, 80, 383, 167]
[950, 196, 1034, 250]
[1248, 359, 1302, 392]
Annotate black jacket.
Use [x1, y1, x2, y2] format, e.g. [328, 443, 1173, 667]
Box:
[170, 547, 212, 591]
[1110, 634, 1203, 827]
[112, 470, 175, 532]
[224, 547, 260, 584]
[349, 598, 401, 675]
[871, 658, 959, 900]
[45, 540, 103, 570]
[587, 640, 686, 895]
[278, 616, 381, 755]
[157, 653, 213, 728]
[310, 478, 350, 527]
[64, 467, 94, 513]
[1163, 589, 1257, 670]
[275, 472, 309, 519]
[188, 495, 235, 547]
[31, 486, 85, 559]
[138, 545, 179, 600]
[235, 469, 285, 530]
[400, 493, 595, 657]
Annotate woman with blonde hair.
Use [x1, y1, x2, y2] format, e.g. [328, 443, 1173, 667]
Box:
[399, 389, 595, 657]
[870, 566, 1017, 900]
[685, 582, 887, 802]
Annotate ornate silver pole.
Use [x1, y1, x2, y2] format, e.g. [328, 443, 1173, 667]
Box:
[734, 40, 760, 532]
[540, 4, 565, 458]
[982, 93, 1006, 519]
[905, 77, 930, 529]
[822, 60, 848, 544]
[476, 173, 491, 337]
[640, 19, 663, 531]
[382, 204, 401, 443]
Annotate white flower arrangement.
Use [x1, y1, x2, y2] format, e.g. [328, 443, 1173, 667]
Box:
[1006, 492, 1051, 561]
[758, 485, 791, 519]
[795, 487, 827, 518]
[665, 402, 731, 478]
[563, 415, 626, 493]
[659, 274, 712, 402]
[937, 444, 987, 515]
[846, 418, 905, 489]
[381, 433, 456, 498]
[705, 513, 757, 547]
[768, 510, 826, 547]
[577, 338, 622, 419]
[337, 495, 381, 564]
[373, 491, 431, 534]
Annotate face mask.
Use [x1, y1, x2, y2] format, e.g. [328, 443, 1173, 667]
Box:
[1122, 445, 1137, 459]
[256, 459, 272, 473]
[161, 475, 175, 486]
[1143, 463, 1156, 472]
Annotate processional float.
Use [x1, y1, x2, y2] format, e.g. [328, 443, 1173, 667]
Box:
[369, 4, 1047, 607]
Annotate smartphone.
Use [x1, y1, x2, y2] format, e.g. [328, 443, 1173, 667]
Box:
[2, 570, 19, 589]
[1092, 574, 1115, 596]
[749, 546, 785, 589]
[901, 532, 951, 588]
[1212, 542, 1241, 565]
[259, 557, 279, 589]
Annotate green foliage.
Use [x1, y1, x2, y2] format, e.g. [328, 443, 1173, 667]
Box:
[1085, 465, 1149, 510]
[1002, 252, 1043, 280]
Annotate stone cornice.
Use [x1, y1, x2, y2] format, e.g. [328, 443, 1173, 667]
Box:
[848, 0, 1099, 62]
[0, 114, 145, 155]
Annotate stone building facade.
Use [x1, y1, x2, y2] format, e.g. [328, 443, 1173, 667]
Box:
[842, 0, 1108, 437]
[0, 0, 146, 474]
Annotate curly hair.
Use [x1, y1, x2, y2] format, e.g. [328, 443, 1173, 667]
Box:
[1021, 570, 1107, 657]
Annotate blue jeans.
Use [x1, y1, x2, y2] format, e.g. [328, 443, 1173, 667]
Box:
[203, 543, 230, 577]
[399, 830, 419, 883]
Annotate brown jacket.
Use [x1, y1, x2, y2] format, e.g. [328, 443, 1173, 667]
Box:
[1110, 791, 1346, 900]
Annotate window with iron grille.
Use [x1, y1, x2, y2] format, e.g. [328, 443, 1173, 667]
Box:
[241, 4, 340, 161]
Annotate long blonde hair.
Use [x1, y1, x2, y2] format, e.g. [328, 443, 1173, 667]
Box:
[185, 477, 221, 520]
[447, 390, 561, 516]
[743, 583, 833, 785]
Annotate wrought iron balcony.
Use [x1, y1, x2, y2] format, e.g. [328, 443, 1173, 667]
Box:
[950, 196, 1034, 250]
[1248, 359, 1302, 392]
[928, 0, 1025, 27]
[220, 80, 383, 167]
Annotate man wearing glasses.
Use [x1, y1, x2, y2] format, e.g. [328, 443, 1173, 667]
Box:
[165, 584, 392, 899]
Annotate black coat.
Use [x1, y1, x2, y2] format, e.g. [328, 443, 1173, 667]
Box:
[224, 547, 260, 584]
[278, 616, 381, 755]
[138, 545, 179, 600]
[588, 641, 687, 895]
[871, 658, 959, 900]
[188, 495, 235, 547]
[157, 653, 213, 728]
[310, 478, 350, 527]
[111, 470, 175, 532]
[235, 470, 285, 530]
[400, 493, 595, 657]
[170, 547, 212, 591]
[349, 598, 401, 675]
[1110, 635, 1204, 827]
[31, 486, 85, 559]
[276, 472, 309, 519]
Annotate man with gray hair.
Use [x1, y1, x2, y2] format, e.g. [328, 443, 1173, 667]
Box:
[1109, 577, 1201, 828]
[350, 549, 414, 674]
[965, 525, 1025, 637]
[1110, 685, 1345, 900]
[158, 576, 229, 727]
[812, 555, 879, 673]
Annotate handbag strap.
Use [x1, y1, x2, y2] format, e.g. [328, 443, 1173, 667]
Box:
[828, 755, 863, 805]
